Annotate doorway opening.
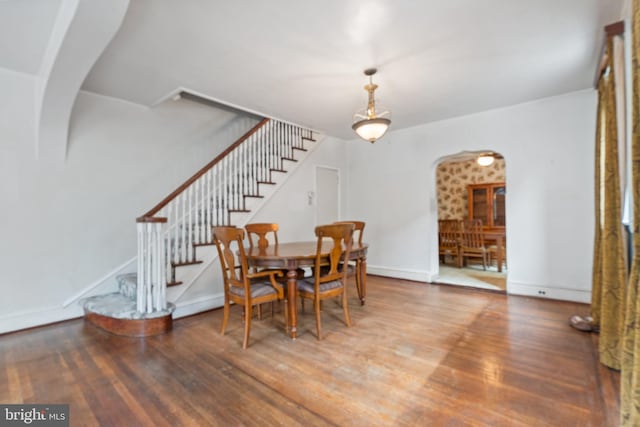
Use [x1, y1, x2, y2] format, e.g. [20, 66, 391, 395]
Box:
[435, 151, 507, 292]
[315, 166, 340, 225]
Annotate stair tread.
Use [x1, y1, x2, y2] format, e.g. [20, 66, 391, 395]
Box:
[172, 260, 203, 267]
[83, 293, 175, 318]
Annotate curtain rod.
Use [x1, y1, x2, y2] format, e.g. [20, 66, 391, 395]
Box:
[593, 20, 625, 87]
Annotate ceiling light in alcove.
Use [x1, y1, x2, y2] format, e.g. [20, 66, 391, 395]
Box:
[477, 154, 495, 166]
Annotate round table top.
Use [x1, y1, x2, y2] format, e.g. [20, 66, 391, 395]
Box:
[245, 241, 368, 269]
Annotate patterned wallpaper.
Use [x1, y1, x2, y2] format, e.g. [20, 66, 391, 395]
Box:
[437, 158, 506, 220]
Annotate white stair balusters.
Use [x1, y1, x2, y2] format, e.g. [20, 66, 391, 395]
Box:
[135, 119, 314, 315]
[136, 220, 167, 313]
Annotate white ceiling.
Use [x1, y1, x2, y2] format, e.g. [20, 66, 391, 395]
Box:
[81, 0, 624, 139]
[0, 0, 62, 74]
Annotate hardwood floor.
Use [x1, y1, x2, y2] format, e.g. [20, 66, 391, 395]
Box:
[0, 276, 619, 426]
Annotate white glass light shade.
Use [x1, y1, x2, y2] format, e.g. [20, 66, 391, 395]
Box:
[353, 68, 391, 143]
[352, 118, 391, 143]
[477, 155, 495, 166]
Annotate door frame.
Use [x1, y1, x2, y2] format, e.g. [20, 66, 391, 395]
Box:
[314, 165, 341, 226]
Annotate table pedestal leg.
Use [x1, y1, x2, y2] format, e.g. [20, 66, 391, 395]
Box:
[359, 257, 367, 305]
[287, 268, 298, 339]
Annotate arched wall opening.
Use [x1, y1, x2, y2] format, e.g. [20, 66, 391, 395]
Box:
[433, 150, 508, 292]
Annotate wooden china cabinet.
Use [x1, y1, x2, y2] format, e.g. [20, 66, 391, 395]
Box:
[467, 182, 506, 231]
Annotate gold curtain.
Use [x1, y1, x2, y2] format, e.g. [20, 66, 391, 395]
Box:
[592, 35, 628, 370]
[592, 79, 604, 327]
[622, 1, 640, 423]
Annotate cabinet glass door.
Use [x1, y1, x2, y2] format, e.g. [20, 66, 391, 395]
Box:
[493, 186, 506, 226]
[471, 188, 489, 224]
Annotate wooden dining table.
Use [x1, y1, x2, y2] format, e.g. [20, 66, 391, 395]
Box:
[245, 241, 369, 339]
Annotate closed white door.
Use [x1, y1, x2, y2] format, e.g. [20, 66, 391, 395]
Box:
[315, 166, 339, 225]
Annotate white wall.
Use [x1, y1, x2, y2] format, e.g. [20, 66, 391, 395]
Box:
[346, 90, 597, 302]
[0, 86, 258, 333]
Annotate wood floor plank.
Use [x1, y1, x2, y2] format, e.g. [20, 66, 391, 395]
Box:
[0, 276, 619, 426]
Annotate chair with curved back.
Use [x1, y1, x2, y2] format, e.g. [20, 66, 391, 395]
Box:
[246, 222, 305, 279]
[245, 223, 279, 251]
[297, 222, 354, 340]
[213, 226, 287, 349]
[334, 220, 367, 305]
[245, 222, 288, 318]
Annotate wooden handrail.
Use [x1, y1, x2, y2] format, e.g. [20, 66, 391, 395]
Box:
[137, 118, 270, 221]
[605, 20, 625, 36]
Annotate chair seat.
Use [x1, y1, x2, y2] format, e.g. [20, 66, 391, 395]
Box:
[297, 278, 343, 293]
[230, 281, 278, 298]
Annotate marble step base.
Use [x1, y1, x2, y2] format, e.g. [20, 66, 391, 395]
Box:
[83, 293, 175, 337]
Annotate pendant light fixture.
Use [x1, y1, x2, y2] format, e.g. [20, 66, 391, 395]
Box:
[352, 68, 391, 143]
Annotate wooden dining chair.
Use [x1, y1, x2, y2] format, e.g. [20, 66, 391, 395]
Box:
[245, 222, 290, 318]
[334, 220, 367, 305]
[298, 223, 354, 340]
[245, 223, 279, 251]
[460, 219, 488, 270]
[438, 219, 462, 267]
[245, 221, 304, 275]
[212, 226, 286, 349]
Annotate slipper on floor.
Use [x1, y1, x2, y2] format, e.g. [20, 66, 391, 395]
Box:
[569, 315, 594, 332]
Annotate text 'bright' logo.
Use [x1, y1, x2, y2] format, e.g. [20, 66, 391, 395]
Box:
[4, 407, 47, 424]
[1, 405, 68, 426]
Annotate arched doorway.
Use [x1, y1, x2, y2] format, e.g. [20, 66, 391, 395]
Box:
[434, 151, 507, 292]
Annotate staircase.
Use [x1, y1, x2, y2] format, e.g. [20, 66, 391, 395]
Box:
[82, 118, 317, 336]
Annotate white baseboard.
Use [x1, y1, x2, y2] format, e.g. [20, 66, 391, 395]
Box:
[368, 266, 591, 304]
[0, 305, 84, 335]
[507, 280, 591, 303]
[367, 265, 432, 283]
[172, 293, 225, 319]
[0, 293, 225, 335]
